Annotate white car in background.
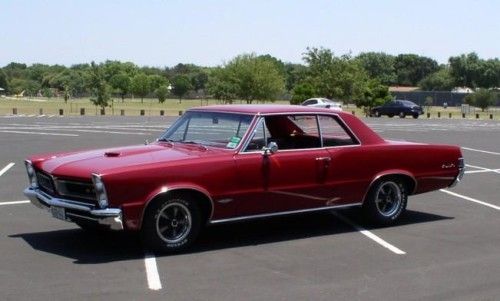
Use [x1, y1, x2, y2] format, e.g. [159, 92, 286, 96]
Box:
[301, 98, 343, 111]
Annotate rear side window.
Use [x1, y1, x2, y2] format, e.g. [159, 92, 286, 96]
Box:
[318, 115, 357, 147]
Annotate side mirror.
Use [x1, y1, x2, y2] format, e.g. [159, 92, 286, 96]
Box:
[262, 141, 278, 156]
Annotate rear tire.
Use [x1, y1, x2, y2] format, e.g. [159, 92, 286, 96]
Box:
[141, 194, 202, 253]
[374, 110, 381, 117]
[387, 113, 394, 118]
[363, 178, 407, 225]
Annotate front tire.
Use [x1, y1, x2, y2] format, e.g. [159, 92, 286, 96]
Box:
[363, 179, 407, 225]
[412, 113, 419, 119]
[142, 195, 202, 253]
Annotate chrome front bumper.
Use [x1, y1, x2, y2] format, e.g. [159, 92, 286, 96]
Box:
[24, 187, 123, 230]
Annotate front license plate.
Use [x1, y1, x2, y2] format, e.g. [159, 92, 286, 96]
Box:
[50, 206, 66, 221]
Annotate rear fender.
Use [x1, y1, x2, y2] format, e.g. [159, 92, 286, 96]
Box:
[362, 169, 417, 205]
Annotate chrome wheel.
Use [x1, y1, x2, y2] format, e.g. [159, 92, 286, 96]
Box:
[156, 201, 192, 244]
[374, 181, 402, 217]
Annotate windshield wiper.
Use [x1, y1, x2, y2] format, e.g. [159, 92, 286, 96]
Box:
[157, 138, 175, 142]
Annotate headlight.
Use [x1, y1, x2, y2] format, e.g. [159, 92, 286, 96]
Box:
[24, 160, 38, 188]
[92, 173, 109, 208]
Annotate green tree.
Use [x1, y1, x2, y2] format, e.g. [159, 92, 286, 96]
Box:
[148, 74, 168, 91]
[419, 68, 454, 91]
[171, 75, 192, 103]
[0, 69, 9, 92]
[302, 47, 368, 102]
[354, 79, 391, 112]
[131, 73, 151, 103]
[49, 70, 86, 102]
[41, 87, 53, 99]
[206, 67, 237, 103]
[191, 70, 209, 93]
[394, 54, 439, 86]
[284, 63, 307, 92]
[449, 53, 482, 88]
[290, 83, 316, 104]
[155, 85, 170, 103]
[109, 72, 131, 102]
[88, 62, 111, 109]
[477, 59, 500, 88]
[223, 53, 285, 103]
[356, 52, 396, 85]
[468, 89, 495, 111]
[9, 78, 40, 96]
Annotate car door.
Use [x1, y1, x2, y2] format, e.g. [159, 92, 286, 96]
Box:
[319, 114, 364, 205]
[233, 115, 334, 217]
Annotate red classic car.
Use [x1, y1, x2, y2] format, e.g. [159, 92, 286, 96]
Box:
[24, 105, 464, 252]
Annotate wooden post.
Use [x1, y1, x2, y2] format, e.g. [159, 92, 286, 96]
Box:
[80, 108, 85, 115]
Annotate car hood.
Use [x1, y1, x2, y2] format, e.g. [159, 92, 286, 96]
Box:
[31, 143, 229, 180]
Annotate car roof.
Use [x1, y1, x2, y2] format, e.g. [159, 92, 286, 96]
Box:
[189, 104, 350, 116]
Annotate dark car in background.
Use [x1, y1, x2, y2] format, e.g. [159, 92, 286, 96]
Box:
[371, 100, 424, 119]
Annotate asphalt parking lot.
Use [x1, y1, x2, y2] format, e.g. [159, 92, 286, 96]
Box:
[0, 114, 499, 301]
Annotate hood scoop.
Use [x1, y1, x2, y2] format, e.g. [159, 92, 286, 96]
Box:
[104, 151, 121, 157]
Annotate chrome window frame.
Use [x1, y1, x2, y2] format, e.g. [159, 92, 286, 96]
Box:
[238, 112, 361, 154]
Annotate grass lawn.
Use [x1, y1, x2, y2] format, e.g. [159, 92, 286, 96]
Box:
[0, 96, 498, 120]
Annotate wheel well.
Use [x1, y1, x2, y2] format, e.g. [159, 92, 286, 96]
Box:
[142, 189, 213, 227]
[379, 174, 415, 194]
[364, 174, 416, 203]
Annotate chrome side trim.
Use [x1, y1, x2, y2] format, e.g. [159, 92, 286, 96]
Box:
[209, 203, 362, 224]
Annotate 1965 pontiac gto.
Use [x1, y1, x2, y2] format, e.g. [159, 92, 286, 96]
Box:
[24, 105, 464, 252]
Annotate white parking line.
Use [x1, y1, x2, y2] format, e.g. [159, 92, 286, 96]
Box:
[331, 212, 406, 255]
[0, 130, 79, 137]
[465, 164, 500, 175]
[0, 200, 30, 206]
[440, 189, 500, 211]
[0, 162, 15, 177]
[144, 253, 162, 290]
[462, 147, 500, 156]
[465, 169, 500, 174]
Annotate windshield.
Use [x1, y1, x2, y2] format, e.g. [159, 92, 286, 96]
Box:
[402, 100, 417, 106]
[159, 111, 254, 149]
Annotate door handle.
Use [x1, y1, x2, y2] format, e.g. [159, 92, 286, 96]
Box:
[316, 157, 331, 162]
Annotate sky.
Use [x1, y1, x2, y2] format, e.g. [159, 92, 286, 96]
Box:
[1, 0, 499, 67]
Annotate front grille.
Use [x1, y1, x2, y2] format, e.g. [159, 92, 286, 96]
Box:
[36, 172, 55, 195]
[54, 179, 97, 205]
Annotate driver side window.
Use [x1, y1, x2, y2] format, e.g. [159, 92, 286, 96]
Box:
[244, 118, 270, 152]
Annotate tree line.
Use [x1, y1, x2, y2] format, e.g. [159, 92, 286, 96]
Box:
[0, 48, 498, 109]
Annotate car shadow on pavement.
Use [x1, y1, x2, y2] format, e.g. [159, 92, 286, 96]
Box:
[188, 208, 453, 255]
[10, 208, 453, 263]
